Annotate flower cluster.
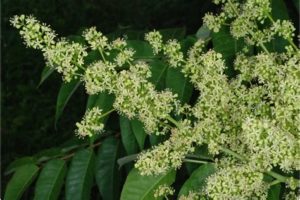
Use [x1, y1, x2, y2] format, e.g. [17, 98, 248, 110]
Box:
[203, 12, 226, 33]
[80, 32, 177, 134]
[242, 118, 299, 171]
[163, 40, 184, 67]
[12, 2, 300, 198]
[178, 191, 202, 200]
[145, 31, 184, 67]
[44, 40, 87, 82]
[83, 27, 108, 50]
[114, 65, 177, 133]
[110, 38, 127, 50]
[135, 120, 196, 175]
[83, 61, 117, 94]
[205, 164, 268, 200]
[203, 0, 296, 48]
[10, 15, 56, 50]
[11, 15, 88, 82]
[145, 30, 163, 54]
[284, 191, 300, 200]
[153, 184, 175, 199]
[75, 107, 104, 138]
[114, 48, 135, 66]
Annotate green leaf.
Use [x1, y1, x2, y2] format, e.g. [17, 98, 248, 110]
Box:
[166, 67, 193, 104]
[120, 116, 139, 155]
[149, 134, 165, 146]
[5, 157, 37, 176]
[130, 119, 147, 150]
[34, 159, 66, 200]
[185, 146, 213, 175]
[181, 36, 197, 55]
[178, 163, 215, 197]
[60, 137, 86, 153]
[148, 60, 168, 90]
[267, 184, 281, 200]
[212, 26, 245, 62]
[38, 66, 55, 87]
[265, 0, 289, 52]
[212, 26, 246, 62]
[121, 169, 176, 200]
[55, 79, 81, 125]
[34, 148, 62, 163]
[95, 137, 121, 200]
[65, 149, 95, 200]
[271, 0, 289, 20]
[86, 91, 114, 111]
[196, 24, 211, 40]
[86, 91, 115, 124]
[126, 40, 154, 59]
[84, 50, 101, 66]
[212, 25, 246, 77]
[4, 164, 39, 200]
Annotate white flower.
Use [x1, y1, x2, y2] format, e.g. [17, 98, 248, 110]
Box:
[153, 184, 175, 199]
[114, 70, 176, 133]
[206, 165, 268, 200]
[83, 61, 117, 94]
[178, 191, 202, 200]
[145, 30, 163, 54]
[114, 48, 135, 66]
[135, 120, 195, 175]
[203, 12, 226, 33]
[163, 39, 184, 67]
[76, 107, 104, 138]
[10, 15, 56, 50]
[43, 40, 87, 82]
[83, 27, 109, 50]
[111, 38, 127, 50]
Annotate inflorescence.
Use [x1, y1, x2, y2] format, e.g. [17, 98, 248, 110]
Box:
[11, 0, 300, 198]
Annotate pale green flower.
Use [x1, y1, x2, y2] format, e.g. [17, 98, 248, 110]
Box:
[284, 191, 300, 200]
[114, 69, 176, 133]
[203, 12, 226, 33]
[242, 118, 299, 171]
[145, 30, 163, 54]
[114, 48, 135, 66]
[10, 15, 56, 49]
[110, 38, 127, 50]
[83, 27, 109, 50]
[76, 107, 104, 138]
[206, 165, 268, 200]
[43, 40, 87, 82]
[135, 120, 195, 175]
[163, 39, 184, 67]
[153, 184, 175, 199]
[178, 191, 202, 200]
[83, 61, 117, 94]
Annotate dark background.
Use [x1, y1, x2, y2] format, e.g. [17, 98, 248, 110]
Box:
[2, 0, 214, 190]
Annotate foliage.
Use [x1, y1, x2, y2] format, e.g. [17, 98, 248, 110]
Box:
[4, 0, 300, 199]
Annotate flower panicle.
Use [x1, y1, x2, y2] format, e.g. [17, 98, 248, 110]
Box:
[76, 107, 104, 138]
[10, 14, 56, 50]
